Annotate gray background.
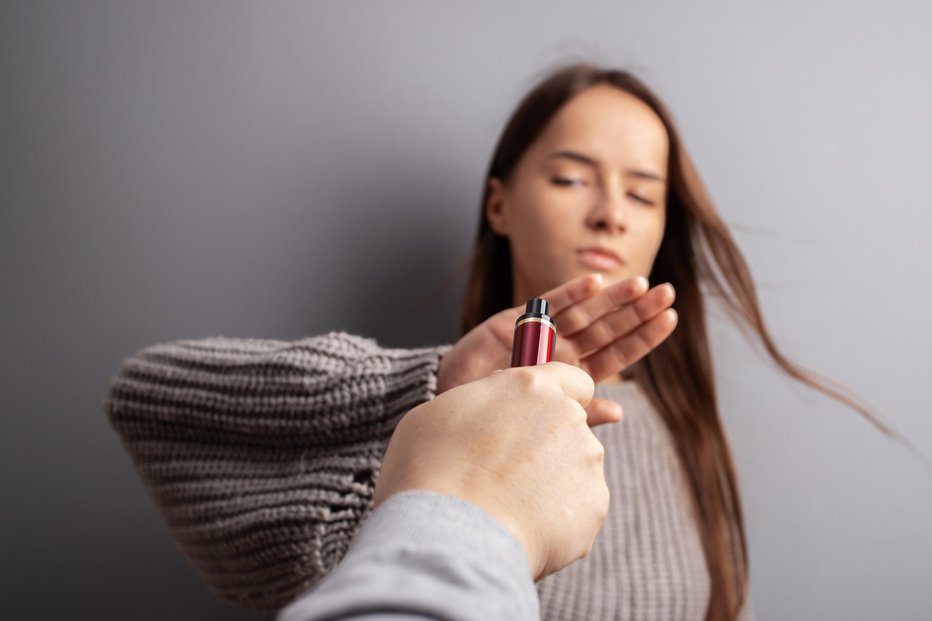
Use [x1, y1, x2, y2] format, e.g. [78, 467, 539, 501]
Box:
[2, 1, 930, 619]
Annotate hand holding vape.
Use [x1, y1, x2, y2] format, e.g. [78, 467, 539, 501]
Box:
[510, 298, 556, 367]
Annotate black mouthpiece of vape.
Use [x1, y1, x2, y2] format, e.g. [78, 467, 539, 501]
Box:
[526, 298, 549, 316]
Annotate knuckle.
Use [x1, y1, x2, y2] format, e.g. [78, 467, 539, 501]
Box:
[575, 365, 595, 392]
[595, 502, 608, 525]
[511, 367, 539, 390]
[568, 400, 588, 424]
[612, 340, 631, 367]
[633, 296, 654, 322]
[563, 306, 585, 331]
[588, 439, 606, 465]
[595, 319, 614, 347]
[498, 366, 538, 393]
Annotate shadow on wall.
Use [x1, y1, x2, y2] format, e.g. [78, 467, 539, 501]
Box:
[319, 172, 474, 349]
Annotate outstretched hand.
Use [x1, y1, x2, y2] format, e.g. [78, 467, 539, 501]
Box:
[436, 273, 678, 426]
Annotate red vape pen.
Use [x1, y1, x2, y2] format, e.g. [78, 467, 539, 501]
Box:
[510, 298, 556, 367]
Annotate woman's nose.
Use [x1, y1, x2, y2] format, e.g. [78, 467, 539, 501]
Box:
[586, 187, 627, 233]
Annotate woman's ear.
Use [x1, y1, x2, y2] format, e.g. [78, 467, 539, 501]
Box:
[485, 177, 509, 236]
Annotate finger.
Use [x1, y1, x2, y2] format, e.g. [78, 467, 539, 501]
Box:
[533, 273, 604, 316]
[580, 308, 678, 382]
[513, 361, 595, 408]
[554, 275, 650, 337]
[570, 283, 676, 356]
[493, 275, 602, 342]
[585, 398, 624, 427]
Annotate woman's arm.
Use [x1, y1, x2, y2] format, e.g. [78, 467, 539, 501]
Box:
[104, 331, 452, 610]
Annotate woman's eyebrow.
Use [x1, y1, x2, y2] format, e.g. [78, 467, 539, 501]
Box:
[547, 149, 667, 184]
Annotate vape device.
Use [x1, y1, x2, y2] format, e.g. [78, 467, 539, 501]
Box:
[510, 297, 556, 367]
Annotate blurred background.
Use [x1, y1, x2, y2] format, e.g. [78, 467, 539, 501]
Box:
[2, 1, 930, 619]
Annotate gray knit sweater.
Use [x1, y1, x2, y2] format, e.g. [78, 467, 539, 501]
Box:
[105, 331, 730, 620]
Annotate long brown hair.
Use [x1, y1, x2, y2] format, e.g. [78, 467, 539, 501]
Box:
[460, 62, 904, 620]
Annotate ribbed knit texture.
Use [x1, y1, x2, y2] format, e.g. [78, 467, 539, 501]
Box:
[105, 330, 735, 618]
[537, 381, 711, 620]
[105, 331, 451, 609]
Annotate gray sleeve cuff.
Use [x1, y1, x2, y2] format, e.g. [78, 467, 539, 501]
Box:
[278, 490, 539, 621]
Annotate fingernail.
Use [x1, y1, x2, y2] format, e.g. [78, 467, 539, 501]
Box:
[636, 276, 648, 291]
[611, 403, 624, 420]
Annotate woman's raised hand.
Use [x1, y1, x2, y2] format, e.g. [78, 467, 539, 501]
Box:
[436, 273, 678, 426]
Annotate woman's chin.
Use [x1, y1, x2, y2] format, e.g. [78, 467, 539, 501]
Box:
[576, 265, 629, 283]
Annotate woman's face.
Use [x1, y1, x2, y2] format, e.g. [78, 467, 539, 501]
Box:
[486, 85, 669, 305]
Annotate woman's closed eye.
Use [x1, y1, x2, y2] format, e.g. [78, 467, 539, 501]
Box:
[551, 176, 656, 206]
[551, 176, 587, 187]
[628, 192, 655, 206]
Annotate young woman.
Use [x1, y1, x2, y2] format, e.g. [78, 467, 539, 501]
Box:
[107, 62, 888, 621]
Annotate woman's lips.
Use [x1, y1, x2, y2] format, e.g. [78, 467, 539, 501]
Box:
[577, 247, 623, 270]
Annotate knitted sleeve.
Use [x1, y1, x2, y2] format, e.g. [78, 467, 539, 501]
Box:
[103, 330, 453, 610]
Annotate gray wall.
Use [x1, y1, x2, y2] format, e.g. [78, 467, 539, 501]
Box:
[2, 1, 930, 619]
